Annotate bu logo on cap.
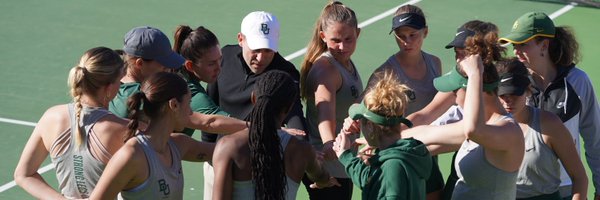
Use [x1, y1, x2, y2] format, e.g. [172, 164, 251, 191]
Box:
[512, 21, 519, 30]
[260, 23, 270, 35]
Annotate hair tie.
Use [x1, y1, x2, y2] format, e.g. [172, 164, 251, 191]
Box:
[78, 65, 88, 74]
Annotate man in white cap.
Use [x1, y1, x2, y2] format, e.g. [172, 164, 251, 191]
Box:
[205, 11, 306, 142]
[204, 10, 308, 198]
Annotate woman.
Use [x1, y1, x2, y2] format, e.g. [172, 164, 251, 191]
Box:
[334, 70, 433, 200]
[499, 12, 600, 199]
[364, 5, 444, 198]
[300, 2, 362, 198]
[212, 71, 338, 200]
[88, 72, 215, 199]
[367, 4, 441, 115]
[416, 53, 524, 199]
[173, 25, 238, 200]
[396, 20, 506, 199]
[172, 25, 242, 137]
[497, 58, 588, 199]
[14, 47, 128, 199]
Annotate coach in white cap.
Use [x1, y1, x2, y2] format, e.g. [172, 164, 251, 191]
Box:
[204, 9, 309, 195]
[206, 11, 306, 141]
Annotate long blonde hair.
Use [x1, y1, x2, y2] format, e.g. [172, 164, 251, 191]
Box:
[300, 1, 357, 99]
[67, 47, 124, 148]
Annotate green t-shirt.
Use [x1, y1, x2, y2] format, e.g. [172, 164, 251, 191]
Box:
[109, 82, 141, 118]
[181, 72, 229, 136]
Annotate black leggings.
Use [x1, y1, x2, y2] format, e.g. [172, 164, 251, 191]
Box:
[301, 175, 353, 200]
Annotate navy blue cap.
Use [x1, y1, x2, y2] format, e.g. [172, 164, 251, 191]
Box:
[123, 26, 184, 69]
[498, 73, 530, 96]
[390, 13, 426, 34]
[445, 26, 476, 49]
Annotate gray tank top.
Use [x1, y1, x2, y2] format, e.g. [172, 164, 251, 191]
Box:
[372, 52, 441, 115]
[306, 51, 363, 178]
[118, 134, 183, 200]
[231, 130, 300, 200]
[452, 115, 518, 200]
[517, 107, 561, 198]
[50, 104, 112, 199]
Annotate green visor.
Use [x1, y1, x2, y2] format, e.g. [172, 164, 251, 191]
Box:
[433, 66, 498, 92]
[348, 103, 413, 127]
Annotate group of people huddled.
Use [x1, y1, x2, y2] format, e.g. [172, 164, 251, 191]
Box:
[12, 1, 600, 200]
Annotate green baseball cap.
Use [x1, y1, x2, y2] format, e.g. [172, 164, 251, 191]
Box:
[433, 66, 498, 92]
[348, 103, 412, 127]
[499, 12, 555, 44]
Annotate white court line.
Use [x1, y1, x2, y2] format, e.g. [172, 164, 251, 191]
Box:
[0, 0, 579, 194]
[549, 2, 577, 19]
[0, 117, 45, 193]
[284, 0, 423, 61]
[0, 164, 54, 193]
[0, 117, 36, 127]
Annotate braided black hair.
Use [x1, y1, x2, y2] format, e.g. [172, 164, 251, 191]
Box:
[248, 70, 298, 200]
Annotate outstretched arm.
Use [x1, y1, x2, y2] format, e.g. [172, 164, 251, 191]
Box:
[406, 91, 456, 127]
[402, 123, 465, 155]
[187, 112, 246, 134]
[170, 133, 216, 162]
[308, 59, 342, 160]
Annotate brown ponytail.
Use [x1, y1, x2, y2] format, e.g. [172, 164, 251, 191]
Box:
[548, 26, 579, 66]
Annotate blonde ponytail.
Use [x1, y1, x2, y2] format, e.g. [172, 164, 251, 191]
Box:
[67, 47, 124, 148]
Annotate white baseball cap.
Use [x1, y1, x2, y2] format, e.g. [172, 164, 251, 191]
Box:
[241, 11, 280, 52]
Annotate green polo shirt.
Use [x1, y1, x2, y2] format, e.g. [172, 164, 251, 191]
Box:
[109, 82, 141, 118]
